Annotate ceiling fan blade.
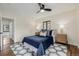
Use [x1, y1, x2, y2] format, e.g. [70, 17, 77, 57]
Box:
[41, 4, 45, 9]
[36, 10, 41, 13]
[38, 3, 45, 9]
[38, 3, 41, 7]
[37, 3, 52, 13]
[44, 8, 52, 11]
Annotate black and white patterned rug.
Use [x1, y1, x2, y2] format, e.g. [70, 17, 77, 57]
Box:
[10, 42, 67, 56]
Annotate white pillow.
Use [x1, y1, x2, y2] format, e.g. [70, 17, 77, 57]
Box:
[52, 30, 56, 43]
[40, 31, 47, 36]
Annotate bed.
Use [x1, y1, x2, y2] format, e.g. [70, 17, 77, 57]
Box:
[22, 30, 53, 56]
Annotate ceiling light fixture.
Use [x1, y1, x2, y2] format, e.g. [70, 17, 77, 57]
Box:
[40, 9, 44, 12]
[37, 3, 52, 13]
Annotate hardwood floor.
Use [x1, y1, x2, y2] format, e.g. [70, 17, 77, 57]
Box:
[0, 39, 15, 56]
[67, 44, 79, 56]
[0, 44, 15, 56]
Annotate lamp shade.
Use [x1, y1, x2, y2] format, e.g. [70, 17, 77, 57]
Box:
[59, 24, 64, 34]
[36, 24, 42, 31]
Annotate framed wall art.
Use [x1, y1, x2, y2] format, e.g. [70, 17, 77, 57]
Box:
[3, 24, 9, 32]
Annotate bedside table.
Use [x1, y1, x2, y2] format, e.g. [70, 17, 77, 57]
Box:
[35, 32, 40, 36]
[55, 34, 68, 44]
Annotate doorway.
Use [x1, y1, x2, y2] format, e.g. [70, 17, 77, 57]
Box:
[0, 17, 14, 50]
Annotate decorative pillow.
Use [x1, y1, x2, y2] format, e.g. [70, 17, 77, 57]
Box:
[46, 30, 52, 36]
[40, 31, 47, 36]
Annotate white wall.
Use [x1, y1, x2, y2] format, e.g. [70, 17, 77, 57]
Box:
[0, 9, 36, 42]
[56, 10, 78, 46]
[75, 9, 79, 46]
[35, 8, 79, 48]
[14, 17, 36, 42]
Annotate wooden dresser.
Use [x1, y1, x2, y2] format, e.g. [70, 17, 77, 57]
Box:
[55, 34, 79, 56]
[55, 34, 68, 44]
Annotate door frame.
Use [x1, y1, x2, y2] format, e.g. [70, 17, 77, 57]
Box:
[0, 17, 14, 50]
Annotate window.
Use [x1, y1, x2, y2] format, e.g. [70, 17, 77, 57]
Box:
[43, 20, 51, 30]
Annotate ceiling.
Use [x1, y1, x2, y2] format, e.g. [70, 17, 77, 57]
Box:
[0, 3, 79, 19]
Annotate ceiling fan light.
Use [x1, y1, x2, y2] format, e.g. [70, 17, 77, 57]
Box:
[40, 9, 44, 12]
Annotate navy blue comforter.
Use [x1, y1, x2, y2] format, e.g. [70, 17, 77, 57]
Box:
[22, 36, 53, 56]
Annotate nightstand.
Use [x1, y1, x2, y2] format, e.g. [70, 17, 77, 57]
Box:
[35, 32, 40, 36]
[55, 34, 68, 44]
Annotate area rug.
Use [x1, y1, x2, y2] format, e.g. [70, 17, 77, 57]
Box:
[10, 42, 67, 56]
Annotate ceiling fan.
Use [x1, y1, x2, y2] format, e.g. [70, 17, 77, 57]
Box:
[37, 3, 52, 13]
